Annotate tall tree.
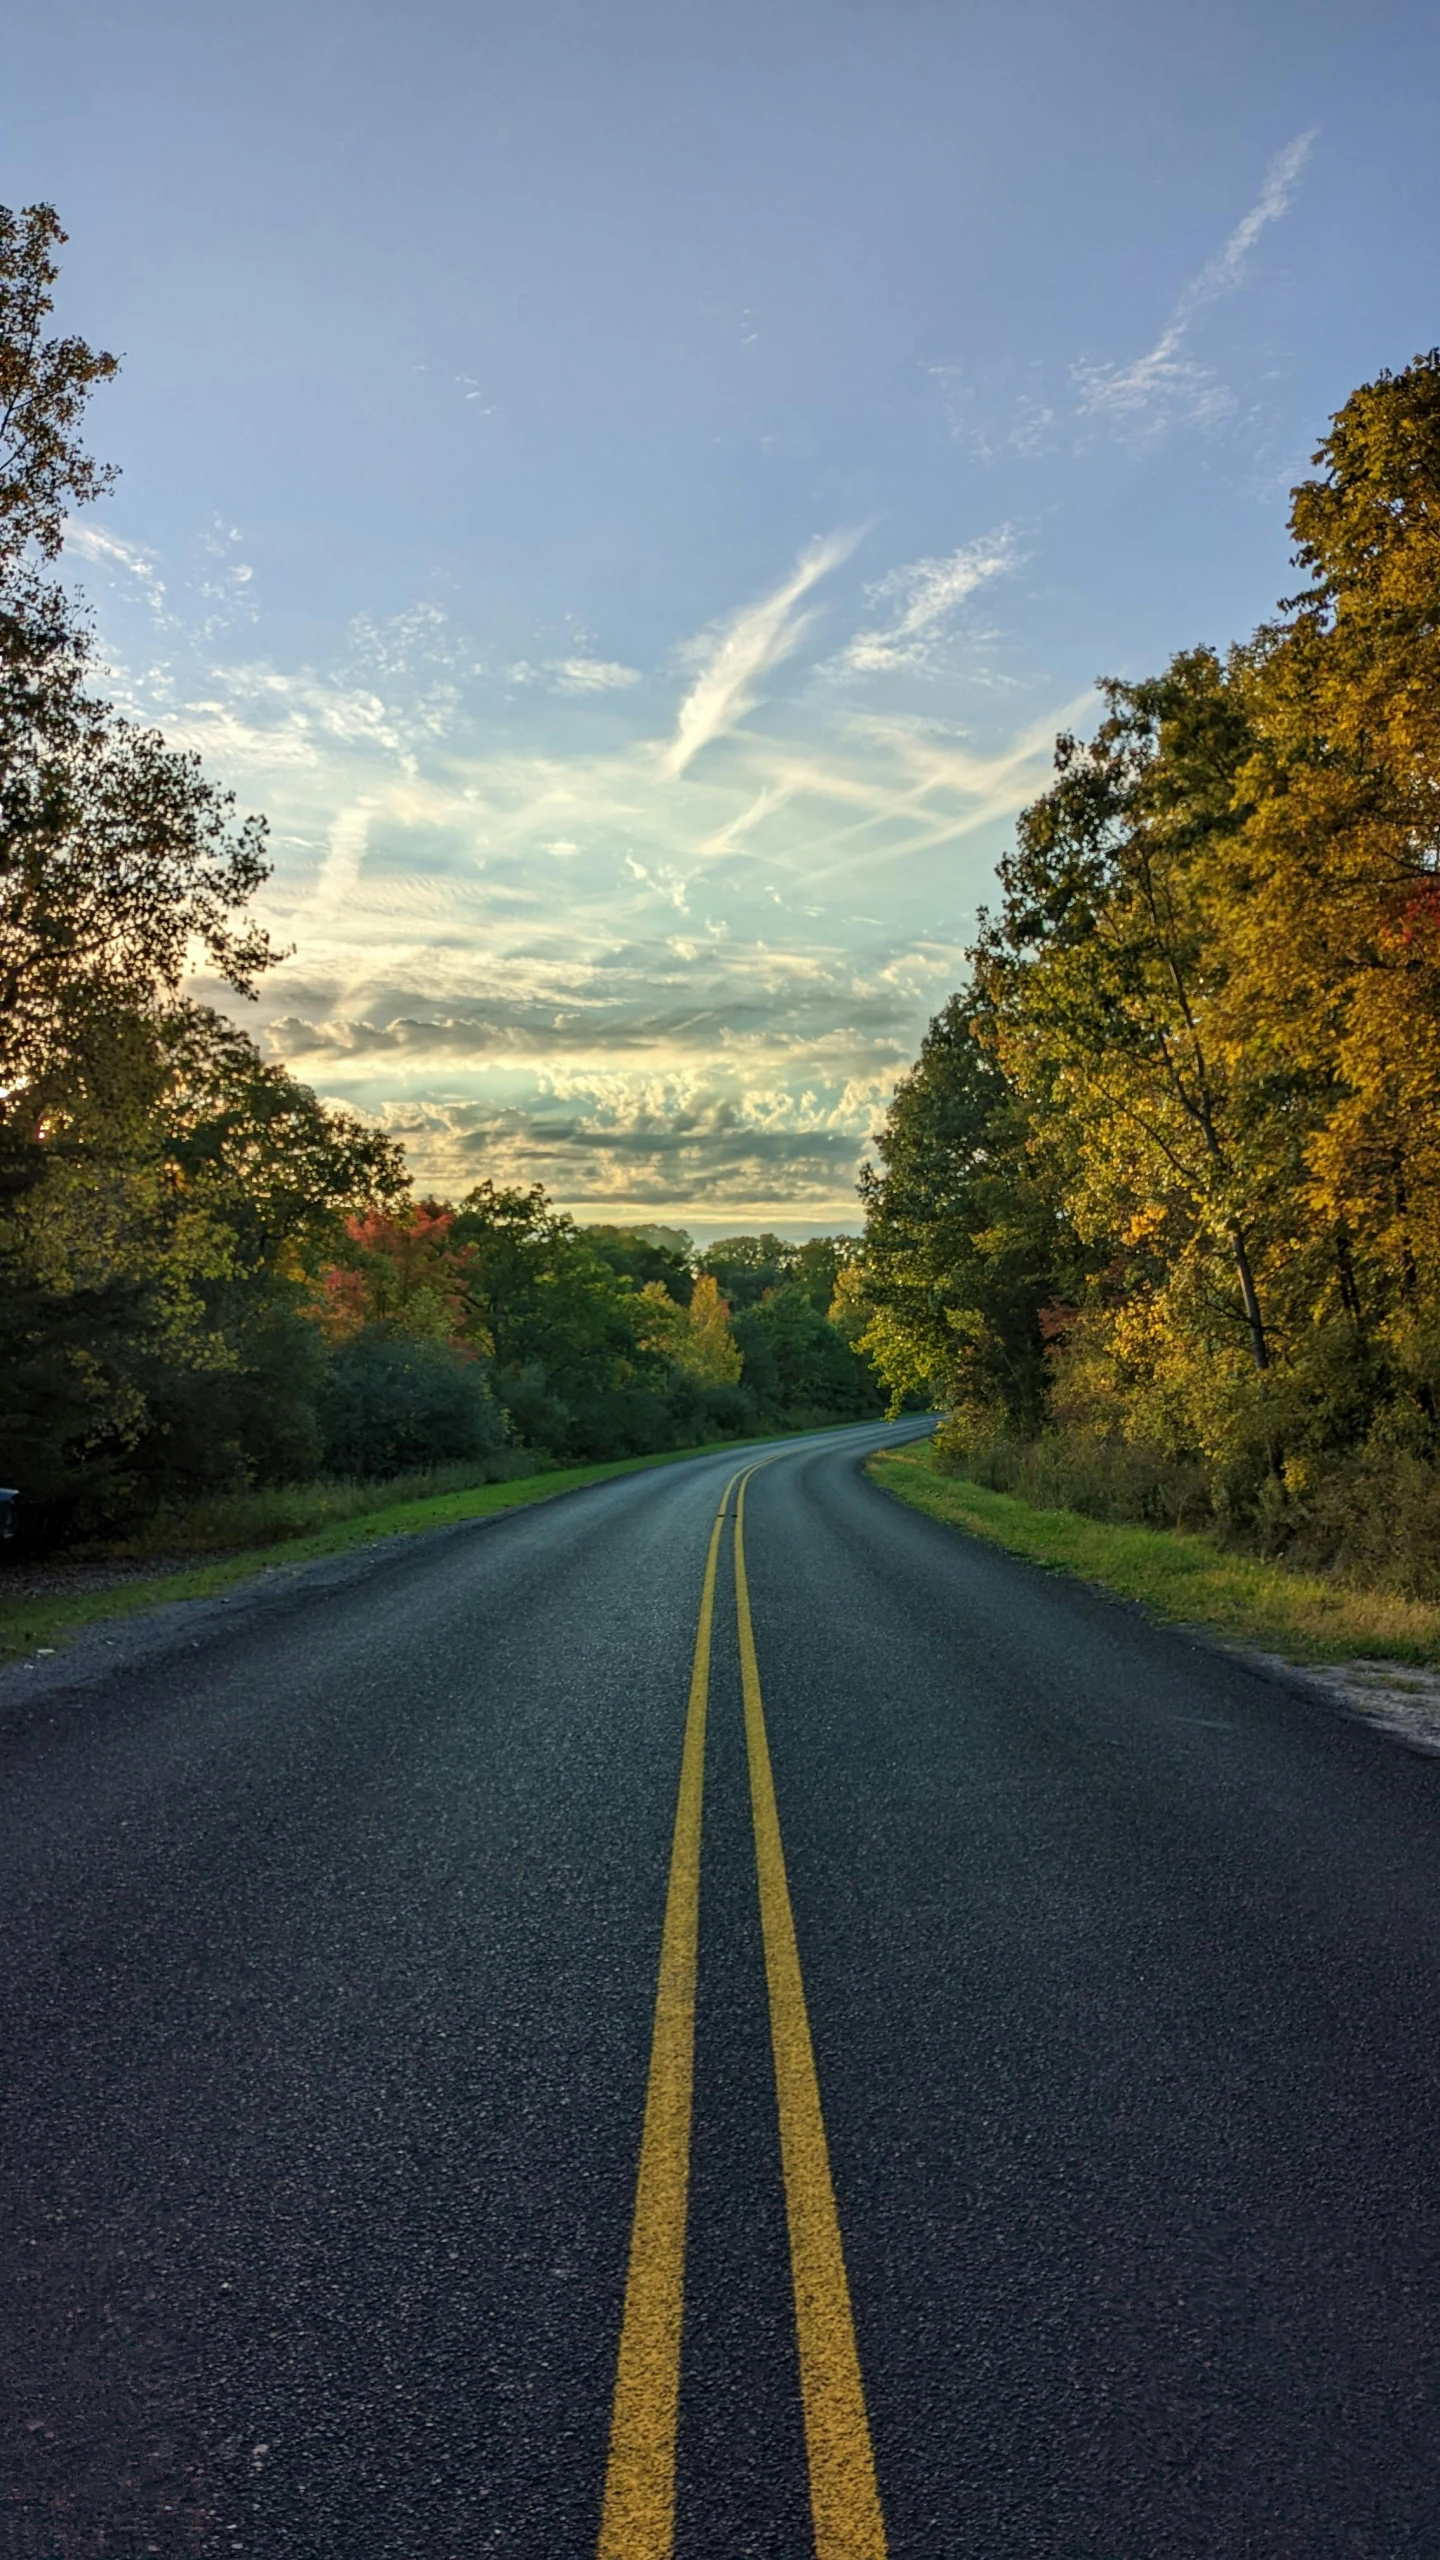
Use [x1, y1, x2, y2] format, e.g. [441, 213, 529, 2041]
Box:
[975, 651, 1286, 1396]
[858, 991, 1070, 1429]
[1225, 352, 1440, 1333]
[0, 203, 276, 1190]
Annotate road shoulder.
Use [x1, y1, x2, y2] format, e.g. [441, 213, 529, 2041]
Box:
[868, 1439, 1440, 1753]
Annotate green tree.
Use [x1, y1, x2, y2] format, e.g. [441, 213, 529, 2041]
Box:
[451, 1181, 673, 1457]
[789, 1234, 861, 1314]
[858, 992, 1072, 1429]
[581, 1223, 695, 1304]
[0, 206, 413, 1530]
[976, 652, 1274, 1383]
[697, 1232, 792, 1309]
[731, 1282, 881, 1421]
[0, 210, 276, 1196]
[2, 1006, 407, 1525]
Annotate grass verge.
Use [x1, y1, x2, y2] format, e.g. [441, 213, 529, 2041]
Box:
[868, 1439, 1440, 1668]
[81, 1458, 544, 1560]
[0, 1441, 748, 1668]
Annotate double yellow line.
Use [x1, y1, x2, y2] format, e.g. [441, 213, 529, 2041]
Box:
[597, 1466, 887, 2559]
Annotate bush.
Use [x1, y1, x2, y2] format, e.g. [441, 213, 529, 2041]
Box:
[83, 1456, 535, 1560]
[321, 1330, 504, 1477]
[934, 1418, 1213, 1532]
[693, 1380, 758, 1438]
[934, 1407, 1440, 1602]
[1273, 1405, 1440, 1598]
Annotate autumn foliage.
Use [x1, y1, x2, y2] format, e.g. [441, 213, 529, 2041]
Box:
[316, 1203, 488, 1354]
[861, 353, 1440, 1593]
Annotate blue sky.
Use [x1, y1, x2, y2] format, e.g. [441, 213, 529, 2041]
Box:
[6, 0, 1437, 1234]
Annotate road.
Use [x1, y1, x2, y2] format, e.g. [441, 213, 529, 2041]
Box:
[4, 1419, 1440, 2558]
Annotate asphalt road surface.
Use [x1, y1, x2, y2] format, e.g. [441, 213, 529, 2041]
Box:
[4, 1419, 1440, 2558]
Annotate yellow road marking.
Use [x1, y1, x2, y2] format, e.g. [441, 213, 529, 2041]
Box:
[735, 1470, 889, 2560]
[597, 1471, 740, 2560]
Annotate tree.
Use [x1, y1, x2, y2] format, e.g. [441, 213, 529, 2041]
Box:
[697, 1232, 792, 1310]
[731, 1282, 882, 1420]
[684, 1273, 743, 1384]
[0, 205, 420, 1530]
[862, 354, 1440, 1569]
[637, 1271, 742, 1385]
[159, 1005, 407, 1270]
[0, 203, 117, 568]
[1223, 352, 1440, 1335]
[581, 1223, 695, 1304]
[0, 206, 277, 1191]
[317, 1201, 487, 1350]
[976, 652, 1276, 1381]
[1, 1005, 408, 1527]
[790, 1234, 862, 1313]
[858, 992, 1071, 1429]
[450, 1180, 675, 1457]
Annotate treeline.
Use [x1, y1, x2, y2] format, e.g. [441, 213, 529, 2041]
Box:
[270, 1196, 879, 1491]
[0, 204, 879, 1549]
[859, 352, 1440, 1596]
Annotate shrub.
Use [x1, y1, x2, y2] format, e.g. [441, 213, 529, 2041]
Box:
[320, 1330, 503, 1477]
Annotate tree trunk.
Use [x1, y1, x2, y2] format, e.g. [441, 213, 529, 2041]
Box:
[1229, 1223, 1270, 1372]
[1335, 1227, 1364, 1329]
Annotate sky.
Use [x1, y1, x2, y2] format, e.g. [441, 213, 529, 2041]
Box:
[4, 0, 1438, 1238]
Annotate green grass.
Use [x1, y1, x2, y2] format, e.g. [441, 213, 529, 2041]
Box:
[0, 1441, 750, 1668]
[83, 1458, 542, 1559]
[869, 1439, 1440, 1667]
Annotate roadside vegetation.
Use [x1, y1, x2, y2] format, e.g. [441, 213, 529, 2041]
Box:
[0, 205, 883, 1567]
[870, 1441, 1440, 1668]
[854, 350, 1440, 1635]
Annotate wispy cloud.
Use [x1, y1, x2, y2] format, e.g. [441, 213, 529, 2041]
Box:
[510, 655, 642, 695]
[695, 783, 793, 861]
[663, 530, 858, 776]
[551, 657, 641, 694]
[1073, 131, 1316, 441]
[63, 520, 171, 621]
[347, 601, 466, 681]
[196, 518, 257, 635]
[1008, 394, 1057, 458]
[833, 529, 1018, 677]
[311, 801, 373, 915]
[926, 370, 1057, 463]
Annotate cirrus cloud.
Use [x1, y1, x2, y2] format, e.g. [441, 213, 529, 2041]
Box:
[832, 528, 1019, 678]
[1073, 131, 1317, 443]
[663, 528, 860, 775]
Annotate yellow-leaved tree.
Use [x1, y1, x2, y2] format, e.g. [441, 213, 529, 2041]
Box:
[637, 1272, 742, 1385]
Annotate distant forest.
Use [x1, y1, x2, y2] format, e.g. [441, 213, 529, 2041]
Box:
[0, 206, 881, 1548]
[858, 348, 1440, 1598]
